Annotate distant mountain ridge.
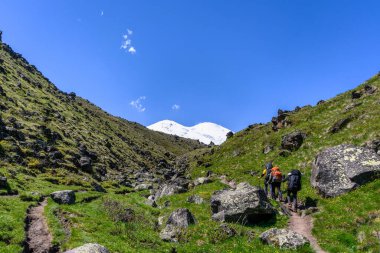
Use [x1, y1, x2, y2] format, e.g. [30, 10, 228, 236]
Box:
[148, 120, 231, 145]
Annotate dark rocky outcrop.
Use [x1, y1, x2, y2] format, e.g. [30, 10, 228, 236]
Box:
[51, 190, 76, 204]
[317, 100, 325, 105]
[260, 228, 309, 249]
[311, 144, 380, 197]
[160, 208, 196, 242]
[226, 131, 234, 139]
[64, 243, 109, 253]
[281, 131, 306, 151]
[0, 176, 7, 188]
[271, 110, 291, 131]
[351, 90, 362, 99]
[329, 117, 352, 133]
[210, 182, 275, 224]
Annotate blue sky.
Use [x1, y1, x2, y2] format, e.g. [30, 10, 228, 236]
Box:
[1, 1, 380, 132]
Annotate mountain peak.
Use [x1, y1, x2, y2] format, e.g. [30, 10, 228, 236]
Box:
[148, 120, 231, 145]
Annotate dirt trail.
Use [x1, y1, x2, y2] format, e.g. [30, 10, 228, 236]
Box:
[25, 198, 55, 253]
[289, 213, 327, 253]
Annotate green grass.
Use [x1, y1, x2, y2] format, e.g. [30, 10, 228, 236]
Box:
[0, 197, 32, 253]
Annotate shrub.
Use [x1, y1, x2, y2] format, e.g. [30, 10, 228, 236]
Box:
[102, 198, 135, 222]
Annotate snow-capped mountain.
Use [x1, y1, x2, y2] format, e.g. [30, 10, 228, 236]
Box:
[148, 120, 231, 145]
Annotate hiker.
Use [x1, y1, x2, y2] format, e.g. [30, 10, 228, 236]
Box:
[258, 161, 273, 196]
[269, 166, 283, 201]
[283, 169, 302, 211]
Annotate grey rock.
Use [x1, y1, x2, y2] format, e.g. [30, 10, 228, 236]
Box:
[263, 145, 273, 154]
[311, 144, 380, 197]
[51, 190, 76, 204]
[193, 177, 212, 186]
[64, 243, 109, 253]
[281, 131, 306, 151]
[160, 208, 196, 242]
[134, 184, 152, 191]
[166, 208, 196, 228]
[160, 224, 182, 242]
[212, 210, 225, 222]
[187, 195, 204, 204]
[260, 228, 309, 249]
[154, 180, 189, 200]
[210, 182, 275, 224]
[344, 102, 362, 111]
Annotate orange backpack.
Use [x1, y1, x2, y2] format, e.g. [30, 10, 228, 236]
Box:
[271, 167, 282, 182]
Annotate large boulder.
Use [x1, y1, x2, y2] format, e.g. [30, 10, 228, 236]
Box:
[64, 243, 109, 253]
[311, 144, 380, 197]
[160, 208, 196, 242]
[281, 131, 306, 151]
[51, 190, 76, 204]
[260, 228, 309, 249]
[210, 182, 275, 224]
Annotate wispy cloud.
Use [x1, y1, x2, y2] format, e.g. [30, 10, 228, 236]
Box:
[121, 29, 136, 54]
[100, 10, 104, 16]
[130, 96, 146, 112]
[172, 104, 180, 111]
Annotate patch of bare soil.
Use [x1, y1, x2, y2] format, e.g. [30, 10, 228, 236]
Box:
[24, 198, 57, 253]
[289, 213, 327, 253]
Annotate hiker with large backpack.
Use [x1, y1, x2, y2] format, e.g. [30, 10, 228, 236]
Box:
[283, 169, 302, 211]
[269, 166, 283, 201]
[259, 161, 273, 196]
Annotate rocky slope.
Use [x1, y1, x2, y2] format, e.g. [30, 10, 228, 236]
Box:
[0, 40, 205, 188]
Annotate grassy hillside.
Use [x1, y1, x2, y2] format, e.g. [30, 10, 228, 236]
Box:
[191, 73, 380, 252]
[0, 41, 205, 182]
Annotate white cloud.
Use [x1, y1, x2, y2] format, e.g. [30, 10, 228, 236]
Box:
[121, 38, 131, 49]
[121, 29, 136, 54]
[130, 96, 146, 112]
[100, 10, 104, 16]
[172, 104, 180, 111]
[128, 47, 136, 54]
